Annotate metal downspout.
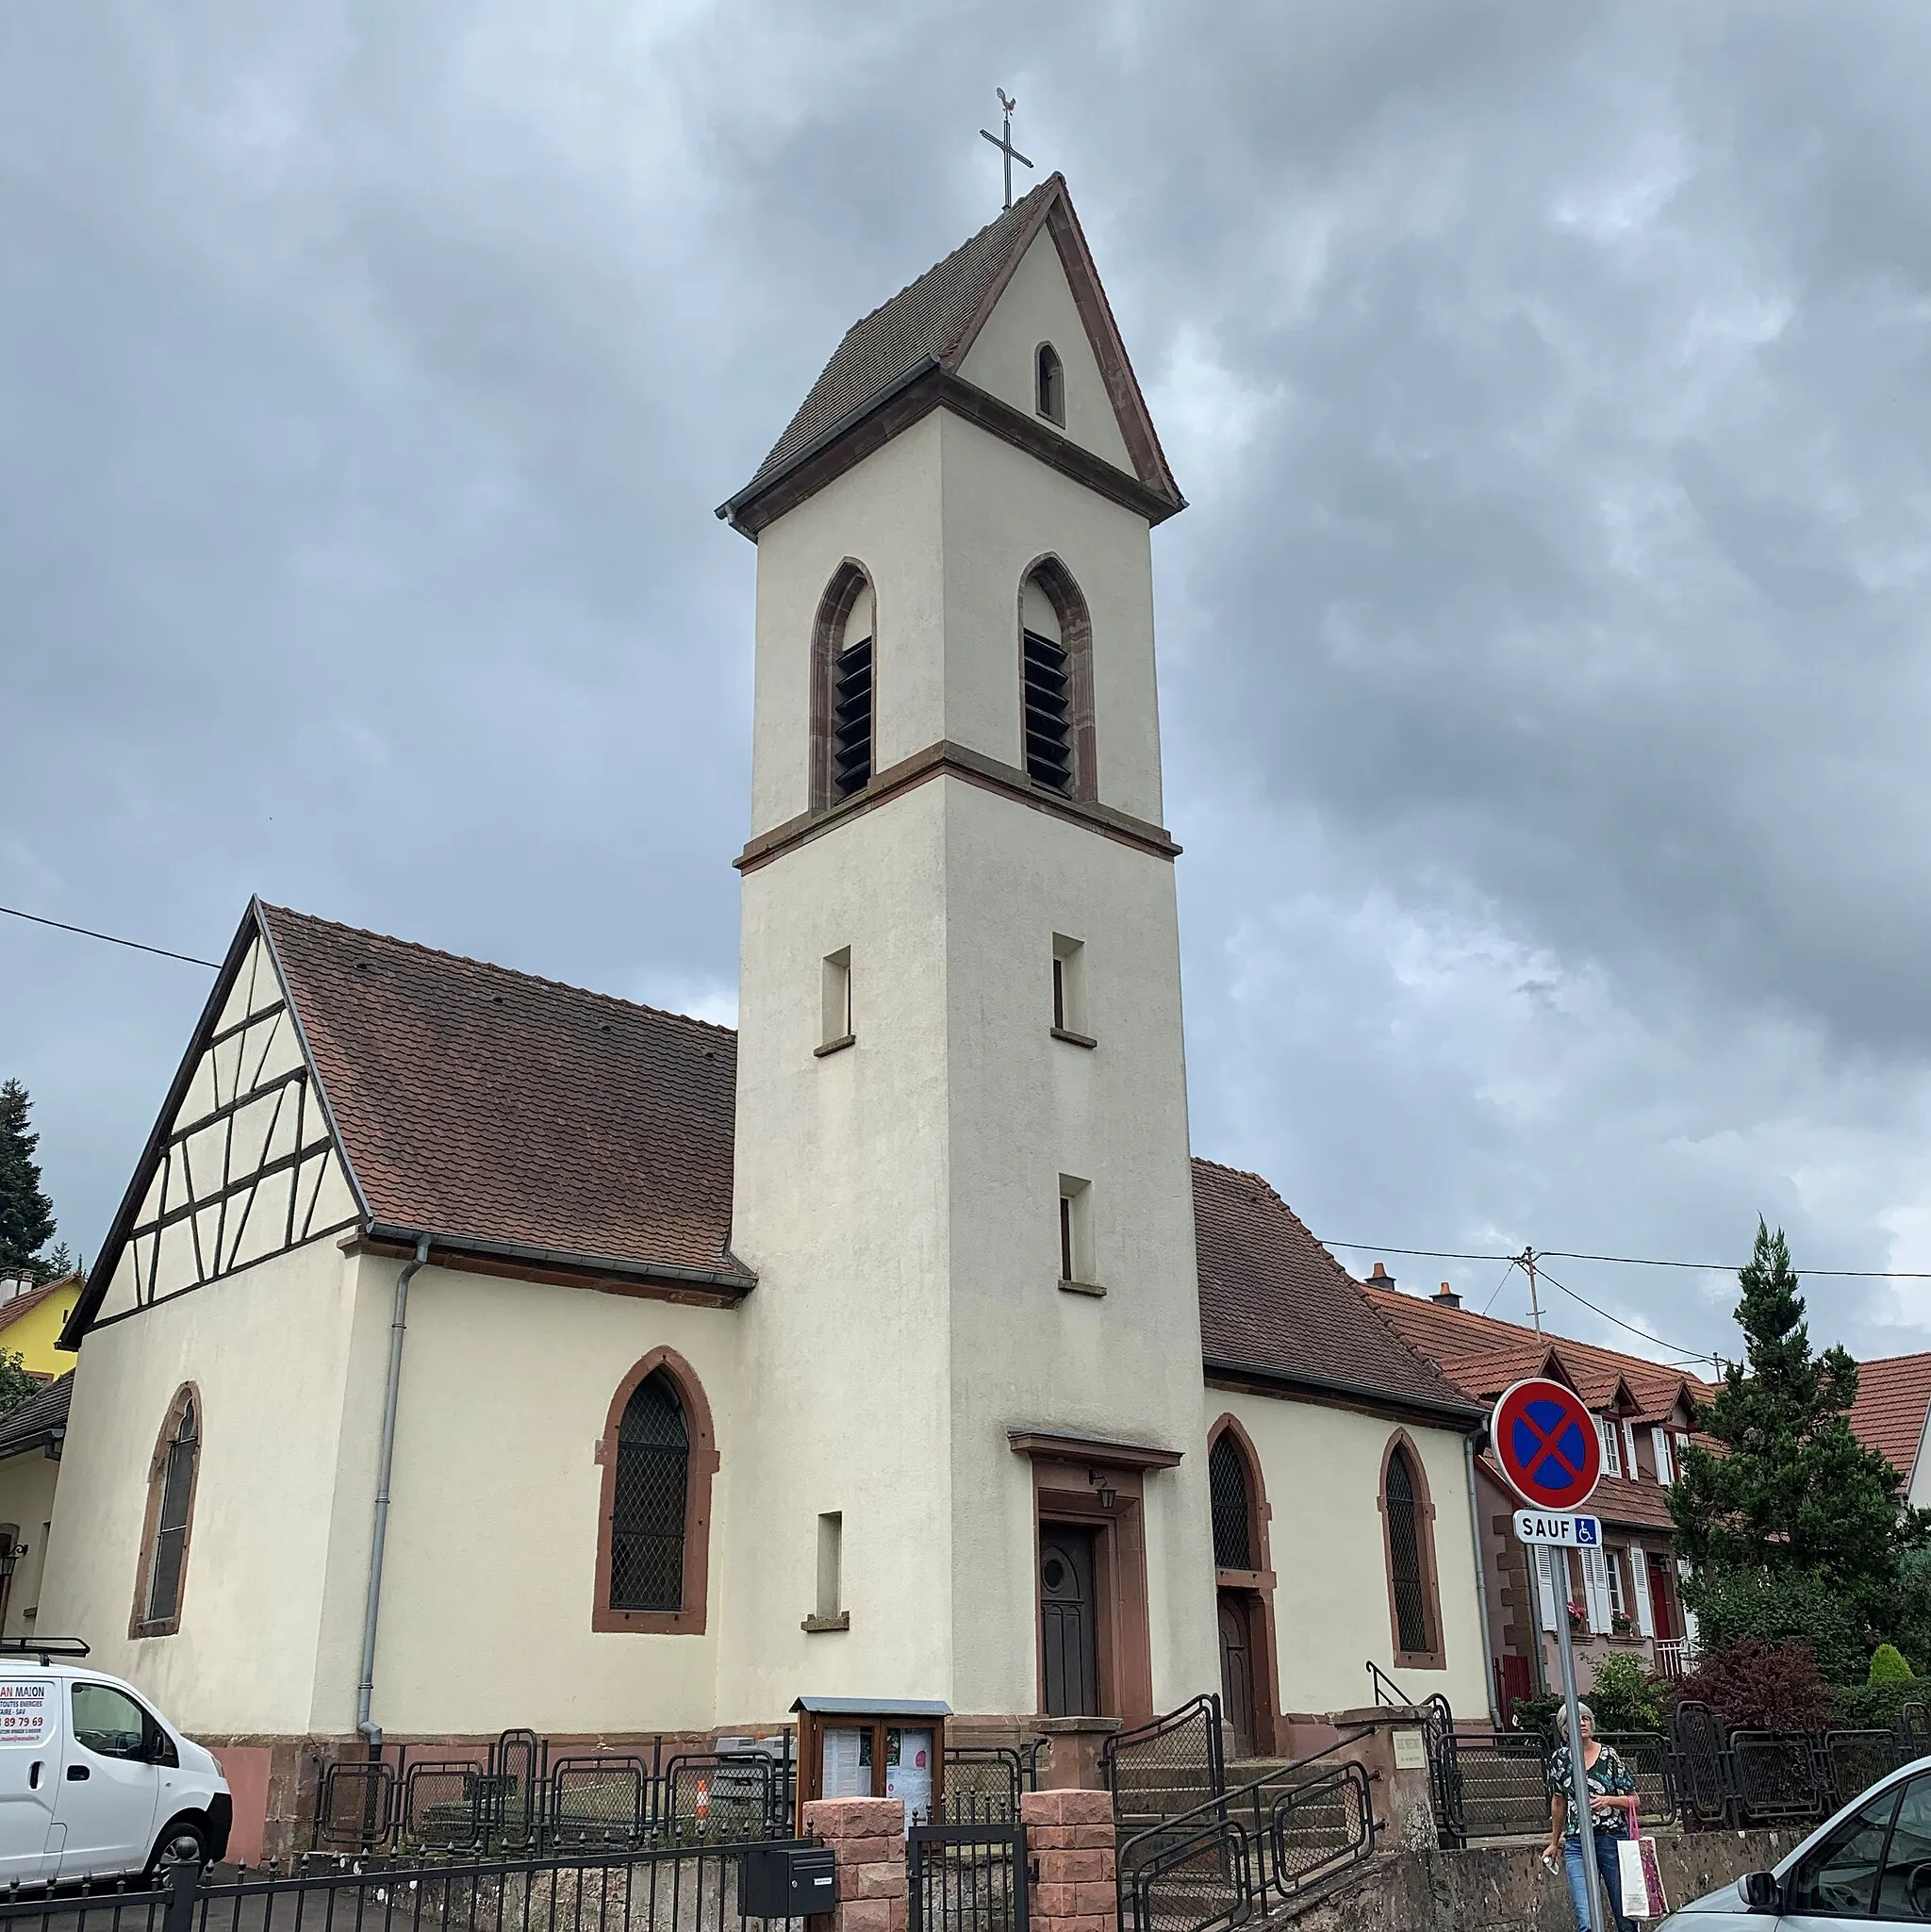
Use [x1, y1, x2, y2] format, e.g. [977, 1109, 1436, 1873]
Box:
[356, 1232, 431, 1748]
[1466, 1432, 1504, 1727]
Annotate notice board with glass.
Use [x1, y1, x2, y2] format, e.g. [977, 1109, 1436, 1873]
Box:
[790, 1696, 950, 1833]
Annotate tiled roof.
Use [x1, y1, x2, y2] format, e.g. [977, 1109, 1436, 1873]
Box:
[1193, 1160, 1480, 1417]
[1849, 1351, 1931, 1484]
[260, 905, 749, 1283]
[0, 1280, 74, 1336]
[749, 180, 1057, 487]
[1477, 1452, 1678, 1535]
[0, 1374, 71, 1461]
[1364, 1284, 1711, 1425]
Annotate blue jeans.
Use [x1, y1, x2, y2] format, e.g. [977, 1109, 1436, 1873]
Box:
[1564, 1829, 1635, 1932]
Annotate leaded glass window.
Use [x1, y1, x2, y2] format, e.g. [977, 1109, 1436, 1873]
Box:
[1385, 1447, 1431, 1657]
[1210, 1432, 1253, 1571]
[146, 1399, 197, 1625]
[609, 1371, 688, 1612]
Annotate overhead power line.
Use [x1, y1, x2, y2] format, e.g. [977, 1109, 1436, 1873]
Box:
[1, 903, 220, 970]
[1321, 1236, 1931, 1282]
[1531, 1260, 1725, 1369]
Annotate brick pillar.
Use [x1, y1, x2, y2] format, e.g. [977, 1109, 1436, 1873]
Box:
[1020, 1788, 1116, 1932]
[801, 1797, 908, 1932]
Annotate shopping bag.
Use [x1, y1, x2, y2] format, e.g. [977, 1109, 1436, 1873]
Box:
[1617, 1832, 1670, 1920]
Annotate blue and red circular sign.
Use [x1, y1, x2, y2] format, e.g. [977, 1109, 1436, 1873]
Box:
[1492, 1378, 1602, 1511]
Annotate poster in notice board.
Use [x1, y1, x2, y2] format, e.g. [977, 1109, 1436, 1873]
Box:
[883, 1727, 932, 1819]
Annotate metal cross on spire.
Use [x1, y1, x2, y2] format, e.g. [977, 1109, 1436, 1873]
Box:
[980, 90, 1033, 211]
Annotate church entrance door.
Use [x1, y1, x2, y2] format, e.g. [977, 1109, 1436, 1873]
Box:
[1041, 1529, 1099, 1716]
[1216, 1592, 1255, 1759]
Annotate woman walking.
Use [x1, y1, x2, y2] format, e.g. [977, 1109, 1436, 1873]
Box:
[1543, 1703, 1641, 1931]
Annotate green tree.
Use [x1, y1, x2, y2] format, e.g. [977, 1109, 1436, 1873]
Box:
[0, 1081, 57, 1278]
[1671, 1221, 1931, 1672]
[0, 1348, 39, 1419]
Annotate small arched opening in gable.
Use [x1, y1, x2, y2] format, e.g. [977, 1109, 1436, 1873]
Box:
[1017, 557, 1096, 803]
[1035, 342, 1065, 426]
[811, 562, 877, 812]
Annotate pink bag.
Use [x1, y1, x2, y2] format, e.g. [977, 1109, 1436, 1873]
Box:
[1616, 1815, 1670, 1921]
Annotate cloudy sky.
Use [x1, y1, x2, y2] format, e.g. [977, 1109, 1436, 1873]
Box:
[7, 1, 1931, 1371]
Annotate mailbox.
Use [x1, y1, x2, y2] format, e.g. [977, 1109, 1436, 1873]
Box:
[743, 1841, 837, 1918]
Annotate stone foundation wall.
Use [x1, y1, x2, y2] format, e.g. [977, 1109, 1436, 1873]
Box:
[1287, 1826, 1805, 1931]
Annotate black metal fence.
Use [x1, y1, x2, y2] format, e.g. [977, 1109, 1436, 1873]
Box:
[1670, 1700, 1931, 1830]
[1430, 1731, 1675, 1845]
[1102, 1695, 1225, 1832]
[0, 1839, 818, 1932]
[906, 1823, 1028, 1932]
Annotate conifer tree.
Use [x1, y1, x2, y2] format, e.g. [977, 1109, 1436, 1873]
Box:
[1672, 1221, 1930, 1662]
[0, 1081, 56, 1277]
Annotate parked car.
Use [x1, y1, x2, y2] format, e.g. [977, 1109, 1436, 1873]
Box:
[0, 1642, 231, 1886]
[1661, 1754, 1931, 1924]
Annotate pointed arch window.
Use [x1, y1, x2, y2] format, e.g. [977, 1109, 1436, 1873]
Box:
[593, 1348, 718, 1634]
[812, 564, 876, 810]
[1036, 343, 1065, 425]
[1209, 1431, 1253, 1571]
[1379, 1435, 1446, 1669]
[130, 1385, 201, 1639]
[1017, 559, 1096, 801]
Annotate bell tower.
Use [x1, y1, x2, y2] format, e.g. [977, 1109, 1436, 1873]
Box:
[714, 175, 1217, 1726]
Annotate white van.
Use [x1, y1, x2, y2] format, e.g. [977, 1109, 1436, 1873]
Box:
[0, 1643, 231, 1886]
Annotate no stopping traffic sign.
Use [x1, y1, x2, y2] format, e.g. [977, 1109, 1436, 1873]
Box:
[1491, 1377, 1602, 1511]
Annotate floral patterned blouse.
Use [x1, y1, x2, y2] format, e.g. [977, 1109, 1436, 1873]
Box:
[1545, 1742, 1636, 1839]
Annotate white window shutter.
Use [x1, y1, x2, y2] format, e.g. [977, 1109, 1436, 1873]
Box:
[1535, 1545, 1563, 1633]
[1597, 1417, 1621, 1477]
[1651, 1427, 1674, 1485]
[1676, 1559, 1701, 1647]
[1629, 1540, 1656, 1638]
[1624, 1419, 1642, 1478]
[1581, 1544, 1612, 1633]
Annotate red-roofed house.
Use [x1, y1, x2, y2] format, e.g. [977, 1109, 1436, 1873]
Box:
[1363, 1274, 1712, 1716]
[1849, 1352, 1931, 1507]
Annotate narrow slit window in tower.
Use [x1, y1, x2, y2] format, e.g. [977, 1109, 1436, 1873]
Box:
[1036, 343, 1065, 425]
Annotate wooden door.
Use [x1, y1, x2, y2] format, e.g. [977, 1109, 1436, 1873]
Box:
[1646, 1553, 1677, 1640]
[1217, 1592, 1255, 1759]
[1041, 1530, 1099, 1716]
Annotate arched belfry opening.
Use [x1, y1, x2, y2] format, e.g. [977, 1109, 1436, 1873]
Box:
[1035, 342, 1065, 425]
[1017, 558, 1096, 802]
[812, 563, 876, 811]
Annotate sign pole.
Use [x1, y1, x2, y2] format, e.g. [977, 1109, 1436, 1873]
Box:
[1552, 1569, 1610, 1931]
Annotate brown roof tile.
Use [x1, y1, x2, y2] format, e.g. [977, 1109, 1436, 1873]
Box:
[1849, 1351, 1931, 1482]
[0, 1373, 72, 1461]
[1364, 1285, 1711, 1425]
[261, 905, 748, 1283]
[1193, 1160, 1479, 1417]
[747, 181, 1058, 488]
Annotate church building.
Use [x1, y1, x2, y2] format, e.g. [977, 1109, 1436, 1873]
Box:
[42, 176, 1494, 1848]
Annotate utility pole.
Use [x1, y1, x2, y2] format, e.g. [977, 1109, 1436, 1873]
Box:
[1521, 1247, 1543, 1336]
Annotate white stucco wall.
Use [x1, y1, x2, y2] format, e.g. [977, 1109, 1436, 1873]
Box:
[1212, 1390, 1492, 1721]
[719, 780, 958, 1724]
[957, 231, 1136, 474]
[39, 1237, 360, 1734]
[358, 1263, 741, 1736]
[0, 1449, 59, 1642]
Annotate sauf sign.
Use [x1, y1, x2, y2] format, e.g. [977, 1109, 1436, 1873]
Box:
[1489, 1379, 1615, 1930]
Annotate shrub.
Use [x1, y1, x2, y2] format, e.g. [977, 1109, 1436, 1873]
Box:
[1870, 1643, 1915, 1683]
[1686, 1568, 1869, 1684]
[1586, 1652, 1667, 1735]
[1512, 1692, 1563, 1739]
[1830, 1677, 1931, 1731]
[1675, 1639, 1831, 1731]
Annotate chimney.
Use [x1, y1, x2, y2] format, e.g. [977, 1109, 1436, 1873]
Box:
[1432, 1280, 1463, 1310]
[1368, 1262, 1395, 1291]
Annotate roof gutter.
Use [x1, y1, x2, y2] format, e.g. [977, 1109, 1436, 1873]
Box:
[357, 1232, 431, 1751]
[361, 1223, 755, 1293]
[715, 356, 942, 537]
[1201, 1355, 1486, 1429]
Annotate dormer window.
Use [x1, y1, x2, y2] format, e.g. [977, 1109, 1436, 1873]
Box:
[1035, 343, 1065, 425]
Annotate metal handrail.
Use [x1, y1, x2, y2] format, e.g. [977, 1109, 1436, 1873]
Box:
[1265, 1761, 1377, 1902]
